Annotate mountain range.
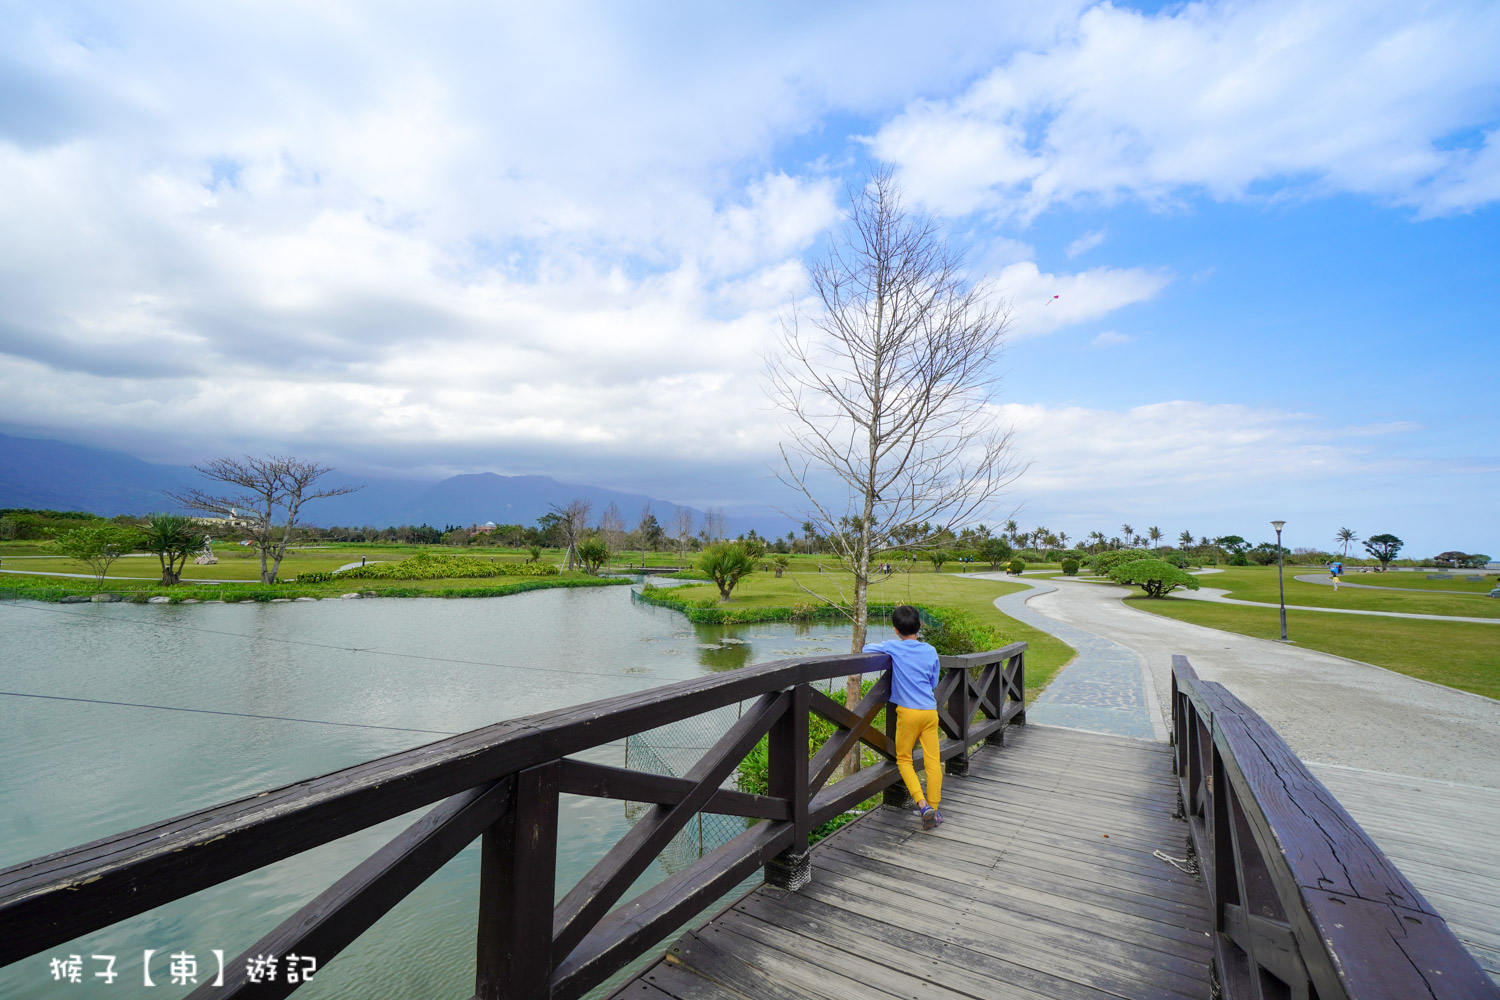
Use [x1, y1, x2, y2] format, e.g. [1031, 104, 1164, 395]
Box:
[0, 433, 792, 537]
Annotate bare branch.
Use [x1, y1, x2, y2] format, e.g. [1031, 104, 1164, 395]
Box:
[764, 167, 1029, 673]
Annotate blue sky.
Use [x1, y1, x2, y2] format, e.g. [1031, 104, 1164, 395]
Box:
[0, 0, 1496, 558]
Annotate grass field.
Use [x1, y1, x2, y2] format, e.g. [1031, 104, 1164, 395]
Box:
[1190, 564, 1500, 618]
[643, 569, 1077, 701]
[1315, 571, 1498, 593]
[1126, 595, 1500, 700]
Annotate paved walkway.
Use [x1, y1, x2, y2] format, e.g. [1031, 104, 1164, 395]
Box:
[991, 578, 1163, 741]
[976, 572, 1500, 982]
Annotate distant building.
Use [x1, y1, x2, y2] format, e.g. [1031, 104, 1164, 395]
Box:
[190, 508, 260, 531]
[472, 521, 498, 534]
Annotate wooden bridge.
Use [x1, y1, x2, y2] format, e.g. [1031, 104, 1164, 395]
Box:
[1, 644, 1495, 999]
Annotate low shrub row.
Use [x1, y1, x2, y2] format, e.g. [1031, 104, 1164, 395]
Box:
[633, 588, 1009, 655]
[328, 552, 560, 581]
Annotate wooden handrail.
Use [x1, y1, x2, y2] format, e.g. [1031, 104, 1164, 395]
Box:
[1, 642, 1027, 1000]
[1170, 655, 1497, 1000]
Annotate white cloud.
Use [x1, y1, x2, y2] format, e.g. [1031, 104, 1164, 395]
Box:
[1065, 229, 1106, 258]
[1091, 330, 1130, 348]
[872, 0, 1500, 218]
[995, 262, 1170, 340]
[997, 400, 1420, 494]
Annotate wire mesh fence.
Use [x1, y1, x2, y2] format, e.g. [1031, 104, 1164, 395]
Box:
[622, 701, 755, 875]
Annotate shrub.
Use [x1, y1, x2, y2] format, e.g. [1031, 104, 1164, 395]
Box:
[1088, 548, 1153, 574]
[1105, 558, 1201, 598]
[1061, 558, 1080, 576]
[1161, 550, 1188, 568]
[336, 552, 558, 581]
[926, 549, 950, 572]
[574, 537, 610, 575]
[698, 541, 756, 601]
[294, 571, 335, 583]
[1008, 558, 1025, 575]
[918, 606, 1008, 655]
[978, 537, 1013, 570]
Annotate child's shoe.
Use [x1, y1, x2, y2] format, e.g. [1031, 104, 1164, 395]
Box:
[920, 804, 944, 830]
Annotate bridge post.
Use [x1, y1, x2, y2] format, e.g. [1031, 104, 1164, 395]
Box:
[765, 684, 810, 890]
[475, 762, 560, 1000]
[881, 689, 910, 809]
[945, 667, 971, 776]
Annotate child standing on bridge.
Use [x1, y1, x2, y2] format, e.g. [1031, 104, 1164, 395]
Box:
[863, 605, 943, 830]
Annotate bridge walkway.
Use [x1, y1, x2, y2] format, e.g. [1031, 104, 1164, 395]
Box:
[615, 724, 1212, 1000]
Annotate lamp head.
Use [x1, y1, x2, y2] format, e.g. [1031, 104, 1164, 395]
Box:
[1271, 520, 1286, 533]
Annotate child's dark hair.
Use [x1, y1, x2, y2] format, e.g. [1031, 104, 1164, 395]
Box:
[891, 604, 921, 637]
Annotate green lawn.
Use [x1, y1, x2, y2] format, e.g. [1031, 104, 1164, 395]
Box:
[1321, 571, 1498, 593]
[1127, 596, 1500, 701]
[645, 569, 1076, 701]
[1192, 565, 1500, 618]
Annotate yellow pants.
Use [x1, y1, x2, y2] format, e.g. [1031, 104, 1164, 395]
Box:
[894, 706, 941, 808]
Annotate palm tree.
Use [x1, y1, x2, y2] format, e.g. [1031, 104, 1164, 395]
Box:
[1057, 531, 1069, 550]
[1178, 530, 1194, 549]
[1335, 527, 1358, 559]
[1148, 526, 1162, 551]
[1004, 519, 1019, 546]
[1121, 524, 1134, 547]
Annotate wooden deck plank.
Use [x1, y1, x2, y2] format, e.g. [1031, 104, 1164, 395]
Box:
[610, 725, 1213, 1000]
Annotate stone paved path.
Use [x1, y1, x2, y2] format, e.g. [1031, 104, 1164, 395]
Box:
[989, 575, 1164, 741]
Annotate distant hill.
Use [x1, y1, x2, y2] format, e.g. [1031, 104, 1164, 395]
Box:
[0, 433, 195, 516]
[0, 433, 793, 538]
[395, 472, 702, 531]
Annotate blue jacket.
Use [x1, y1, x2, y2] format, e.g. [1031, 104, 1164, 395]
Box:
[863, 637, 940, 710]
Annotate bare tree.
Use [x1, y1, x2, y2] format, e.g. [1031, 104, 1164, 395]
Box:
[766, 168, 1024, 716]
[550, 499, 591, 571]
[168, 456, 360, 583]
[701, 506, 728, 543]
[671, 507, 695, 567]
[598, 503, 626, 561]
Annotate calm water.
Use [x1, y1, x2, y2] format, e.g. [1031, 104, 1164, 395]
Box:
[0, 586, 854, 998]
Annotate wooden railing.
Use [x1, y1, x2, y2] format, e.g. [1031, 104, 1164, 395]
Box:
[1171, 655, 1497, 1000]
[0, 642, 1026, 1000]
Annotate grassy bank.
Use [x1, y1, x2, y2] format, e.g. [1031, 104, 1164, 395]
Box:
[637, 570, 1075, 701]
[0, 574, 632, 603]
[1190, 565, 1499, 617]
[1126, 596, 1500, 701]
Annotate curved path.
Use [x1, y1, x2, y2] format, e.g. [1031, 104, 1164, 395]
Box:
[991, 578, 1164, 741]
[979, 572, 1500, 785]
[977, 571, 1500, 979]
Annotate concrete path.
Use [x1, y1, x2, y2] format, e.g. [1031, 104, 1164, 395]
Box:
[983, 572, 1500, 786]
[978, 572, 1500, 981]
[991, 578, 1163, 741]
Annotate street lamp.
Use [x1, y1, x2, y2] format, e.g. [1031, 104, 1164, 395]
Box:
[1271, 520, 1287, 641]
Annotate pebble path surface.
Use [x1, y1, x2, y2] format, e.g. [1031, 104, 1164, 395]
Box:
[989, 575, 1163, 741]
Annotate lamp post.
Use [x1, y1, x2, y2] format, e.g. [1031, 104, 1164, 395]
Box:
[1271, 520, 1287, 641]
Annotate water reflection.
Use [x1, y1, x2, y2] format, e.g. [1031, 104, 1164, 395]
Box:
[0, 588, 856, 1000]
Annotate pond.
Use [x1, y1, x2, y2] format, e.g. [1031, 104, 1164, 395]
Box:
[0, 585, 857, 998]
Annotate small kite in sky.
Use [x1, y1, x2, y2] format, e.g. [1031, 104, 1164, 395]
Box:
[1045, 294, 1060, 306]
